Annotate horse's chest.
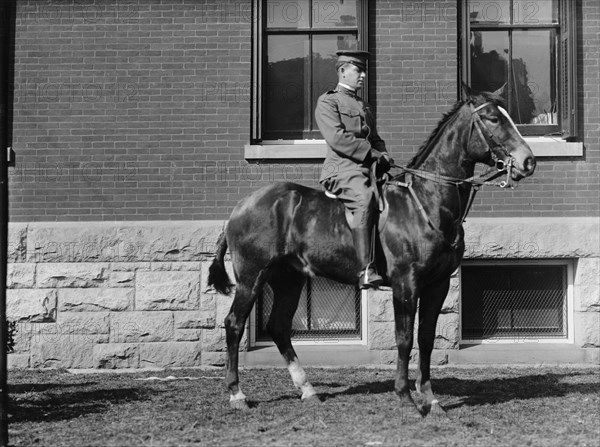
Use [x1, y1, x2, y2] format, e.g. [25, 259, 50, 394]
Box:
[420, 243, 462, 282]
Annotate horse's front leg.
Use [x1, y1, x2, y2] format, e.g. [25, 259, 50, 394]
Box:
[415, 279, 450, 417]
[391, 277, 421, 418]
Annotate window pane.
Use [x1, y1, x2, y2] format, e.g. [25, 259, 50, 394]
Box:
[513, 0, 558, 24]
[266, 0, 310, 29]
[469, 0, 511, 24]
[462, 265, 567, 340]
[265, 35, 309, 137]
[312, 34, 358, 129]
[313, 0, 357, 28]
[266, 0, 357, 29]
[470, 31, 509, 94]
[310, 278, 359, 331]
[511, 30, 557, 124]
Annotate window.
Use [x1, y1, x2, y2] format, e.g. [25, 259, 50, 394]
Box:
[461, 261, 572, 342]
[461, 0, 577, 138]
[256, 277, 362, 343]
[251, 0, 368, 142]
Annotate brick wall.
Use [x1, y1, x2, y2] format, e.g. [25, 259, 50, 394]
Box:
[10, 0, 253, 221]
[8, 0, 599, 222]
[372, 0, 599, 218]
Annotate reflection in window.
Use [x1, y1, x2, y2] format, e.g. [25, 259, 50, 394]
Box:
[260, 0, 361, 140]
[512, 30, 557, 124]
[264, 34, 357, 139]
[470, 30, 557, 125]
[468, 0, 560, 130]
[265, 36, 309, 136]
[470, 31, 509, 94]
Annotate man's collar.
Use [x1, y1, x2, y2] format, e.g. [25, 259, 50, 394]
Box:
[337, 83, 357, 96]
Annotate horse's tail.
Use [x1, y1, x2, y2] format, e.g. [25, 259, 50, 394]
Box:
[207, 231, 234, 295]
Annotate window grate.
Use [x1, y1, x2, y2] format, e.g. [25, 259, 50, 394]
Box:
[257, 276, 361, 341]
[461, 264, 568, 340]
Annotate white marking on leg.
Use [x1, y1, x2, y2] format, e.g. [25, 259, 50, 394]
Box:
[288, 360, 317, 399]
[229, 388, 247, 402]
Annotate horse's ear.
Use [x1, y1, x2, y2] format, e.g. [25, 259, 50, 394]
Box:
[492, 82, 507, 97]
[461, 82, 475, 101]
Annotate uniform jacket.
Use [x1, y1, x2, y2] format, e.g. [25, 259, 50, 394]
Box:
[315, 84, 387, 182]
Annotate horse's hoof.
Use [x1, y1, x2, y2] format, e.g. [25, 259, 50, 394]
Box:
[230, 399, 250, 411]
[419, 401, 447, 418]
[429, 401, 448, 418]
[302, 394, 322, 405]
[398, 401, 424, 422]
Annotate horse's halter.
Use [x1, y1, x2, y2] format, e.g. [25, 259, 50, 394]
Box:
[469, 101, 516, 188]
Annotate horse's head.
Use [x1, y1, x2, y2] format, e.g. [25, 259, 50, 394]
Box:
[463, 85, 536, 182]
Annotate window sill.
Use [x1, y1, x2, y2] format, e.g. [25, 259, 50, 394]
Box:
[525, 137, 583, 157]
[245, 141, 327, 160]
[244, 137, 583, 160]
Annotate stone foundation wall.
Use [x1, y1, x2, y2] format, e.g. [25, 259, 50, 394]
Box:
[7, 218, 599, 369]
[7, 221, 234, 369]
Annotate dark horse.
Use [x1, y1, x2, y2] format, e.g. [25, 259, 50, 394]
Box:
[208, 87, 536, 417]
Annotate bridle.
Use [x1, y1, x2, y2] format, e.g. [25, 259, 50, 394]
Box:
[384, 100, 521, 248]
[389, 101, 518, 189]
[469, 101, 515, 188]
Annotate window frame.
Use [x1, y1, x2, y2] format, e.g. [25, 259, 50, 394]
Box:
[459, 0, 578, 140]
[250, 0, 369, 146]
[245, 0, 583, 160]
[255, 277, 362, 343]
[249, 288, 368, 347]
[459, 259, 575, 344]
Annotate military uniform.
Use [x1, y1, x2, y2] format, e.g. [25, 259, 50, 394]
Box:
[315, 50, 392, 289]
[316, 84, 388, 226]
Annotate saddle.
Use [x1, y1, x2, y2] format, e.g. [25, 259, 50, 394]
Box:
[324, 173, 390, 232]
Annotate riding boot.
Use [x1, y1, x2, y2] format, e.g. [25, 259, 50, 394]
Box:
[352, 225, 383, 289]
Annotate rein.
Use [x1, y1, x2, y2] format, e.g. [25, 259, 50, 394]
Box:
[385, 101, 516, 249]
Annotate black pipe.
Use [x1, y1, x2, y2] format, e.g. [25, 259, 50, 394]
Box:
[0, 1, 15, 445]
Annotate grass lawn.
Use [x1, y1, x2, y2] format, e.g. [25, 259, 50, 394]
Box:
[7, 365, 600, 446]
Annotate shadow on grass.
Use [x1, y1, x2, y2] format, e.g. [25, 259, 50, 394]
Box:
[317, 372, 600, 409]
[9, 385, 157, 423]
[10, 382, 98, 394]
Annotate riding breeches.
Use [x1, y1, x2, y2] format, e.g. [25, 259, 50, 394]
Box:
[321, 170, 374, 228]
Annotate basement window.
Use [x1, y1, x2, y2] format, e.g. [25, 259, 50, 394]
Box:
[253, 276, 363, 344]
[460, 260, 573, 342]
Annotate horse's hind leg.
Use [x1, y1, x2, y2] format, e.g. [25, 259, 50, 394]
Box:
[225, 271, 266, 410]
[267, 267, 318, 401]
[415, 279, 450, 416]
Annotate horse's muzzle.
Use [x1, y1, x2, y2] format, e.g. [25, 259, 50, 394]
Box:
[510, 155, 536, 181]
[523, 156, 536, 174]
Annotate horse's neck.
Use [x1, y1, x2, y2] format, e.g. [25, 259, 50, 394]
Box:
[416, 106, 474, 179]
[411, 106, 475, 223]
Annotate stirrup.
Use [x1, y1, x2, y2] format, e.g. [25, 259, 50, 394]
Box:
[359, 266, 383, 289]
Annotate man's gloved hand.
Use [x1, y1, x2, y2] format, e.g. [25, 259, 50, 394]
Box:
[370, 150, 394, 174]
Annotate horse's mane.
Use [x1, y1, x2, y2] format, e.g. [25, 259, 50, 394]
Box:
[406, 91, 506, 169]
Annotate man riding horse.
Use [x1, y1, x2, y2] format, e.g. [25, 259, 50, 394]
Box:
[209, 55, 536, 414]
[316, 50, 393, 289]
